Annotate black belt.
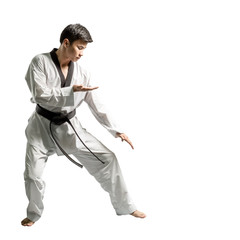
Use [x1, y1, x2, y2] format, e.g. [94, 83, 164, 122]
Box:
[36, 104, 104, 168]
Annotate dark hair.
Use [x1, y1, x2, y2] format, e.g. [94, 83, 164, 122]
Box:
[60, 24, 93, 44]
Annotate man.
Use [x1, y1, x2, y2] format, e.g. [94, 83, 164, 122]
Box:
[21, 24, 146, 227]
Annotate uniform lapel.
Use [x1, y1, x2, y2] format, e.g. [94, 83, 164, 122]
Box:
[50, 48, 74, 88]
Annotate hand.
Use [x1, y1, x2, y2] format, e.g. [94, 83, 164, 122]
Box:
[117, 133, 134, 149]
[73, 85, 99, 92]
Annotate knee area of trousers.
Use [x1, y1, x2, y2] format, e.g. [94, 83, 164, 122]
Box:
[102, 152, 117, 165]
[24, 167, 42, 181]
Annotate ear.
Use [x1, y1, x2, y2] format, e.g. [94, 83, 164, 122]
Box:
[63, 38, 70, 48]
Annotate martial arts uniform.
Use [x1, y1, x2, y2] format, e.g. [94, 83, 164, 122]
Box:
[24, 49, 136, 222]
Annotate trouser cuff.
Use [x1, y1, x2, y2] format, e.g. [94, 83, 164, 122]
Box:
[116, 204, 137, 215]
[27, 212, 41, 222]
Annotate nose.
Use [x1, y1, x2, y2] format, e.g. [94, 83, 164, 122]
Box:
[79, 50, 84, 57]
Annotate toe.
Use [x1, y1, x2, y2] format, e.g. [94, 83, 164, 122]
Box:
[21, 218, 34, 226]
[131, 210, 146, 218]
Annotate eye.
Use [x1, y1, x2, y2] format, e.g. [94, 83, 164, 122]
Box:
[77, 46, 84, 50]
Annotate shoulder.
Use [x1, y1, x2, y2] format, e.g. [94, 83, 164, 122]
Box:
[30, 52, 51, 66]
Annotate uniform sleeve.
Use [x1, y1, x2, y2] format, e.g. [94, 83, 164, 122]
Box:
[84, 86, 123, 138]
[25, 56, 74, 107]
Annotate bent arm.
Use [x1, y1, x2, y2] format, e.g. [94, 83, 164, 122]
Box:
[25, 57, 74, 107]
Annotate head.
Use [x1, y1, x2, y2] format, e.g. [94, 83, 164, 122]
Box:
[59, 24, 93, 62]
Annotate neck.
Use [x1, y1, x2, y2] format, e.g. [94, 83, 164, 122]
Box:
[55, 47, 70, 67]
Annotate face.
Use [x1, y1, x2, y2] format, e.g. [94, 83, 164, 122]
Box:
[64, 39, 88, 62]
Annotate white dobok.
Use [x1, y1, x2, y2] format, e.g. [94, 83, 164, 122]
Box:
[24, 49, 136, 222]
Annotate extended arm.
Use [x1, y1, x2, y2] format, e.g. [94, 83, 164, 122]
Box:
[84, 90, 134, 149]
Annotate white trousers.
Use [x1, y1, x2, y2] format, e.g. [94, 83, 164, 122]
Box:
[24, 128, 136, 222]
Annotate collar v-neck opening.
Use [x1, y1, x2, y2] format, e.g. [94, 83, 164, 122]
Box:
[50, 48, 74, 88]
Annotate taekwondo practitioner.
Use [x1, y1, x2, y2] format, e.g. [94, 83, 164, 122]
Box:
[21, 24, 146, 226]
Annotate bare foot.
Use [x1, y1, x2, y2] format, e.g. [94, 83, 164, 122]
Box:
[21, 218, 35, 227]
[131, 210, 146, 218]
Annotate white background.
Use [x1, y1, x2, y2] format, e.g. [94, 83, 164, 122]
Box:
[0, 0, 240, 239]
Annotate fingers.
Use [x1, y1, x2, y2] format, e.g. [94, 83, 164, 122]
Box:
[125, 138, 134, 149]
[73, 85, 99, 92]
[118, 133, 134, 149]
[84, 86, 99, 91]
